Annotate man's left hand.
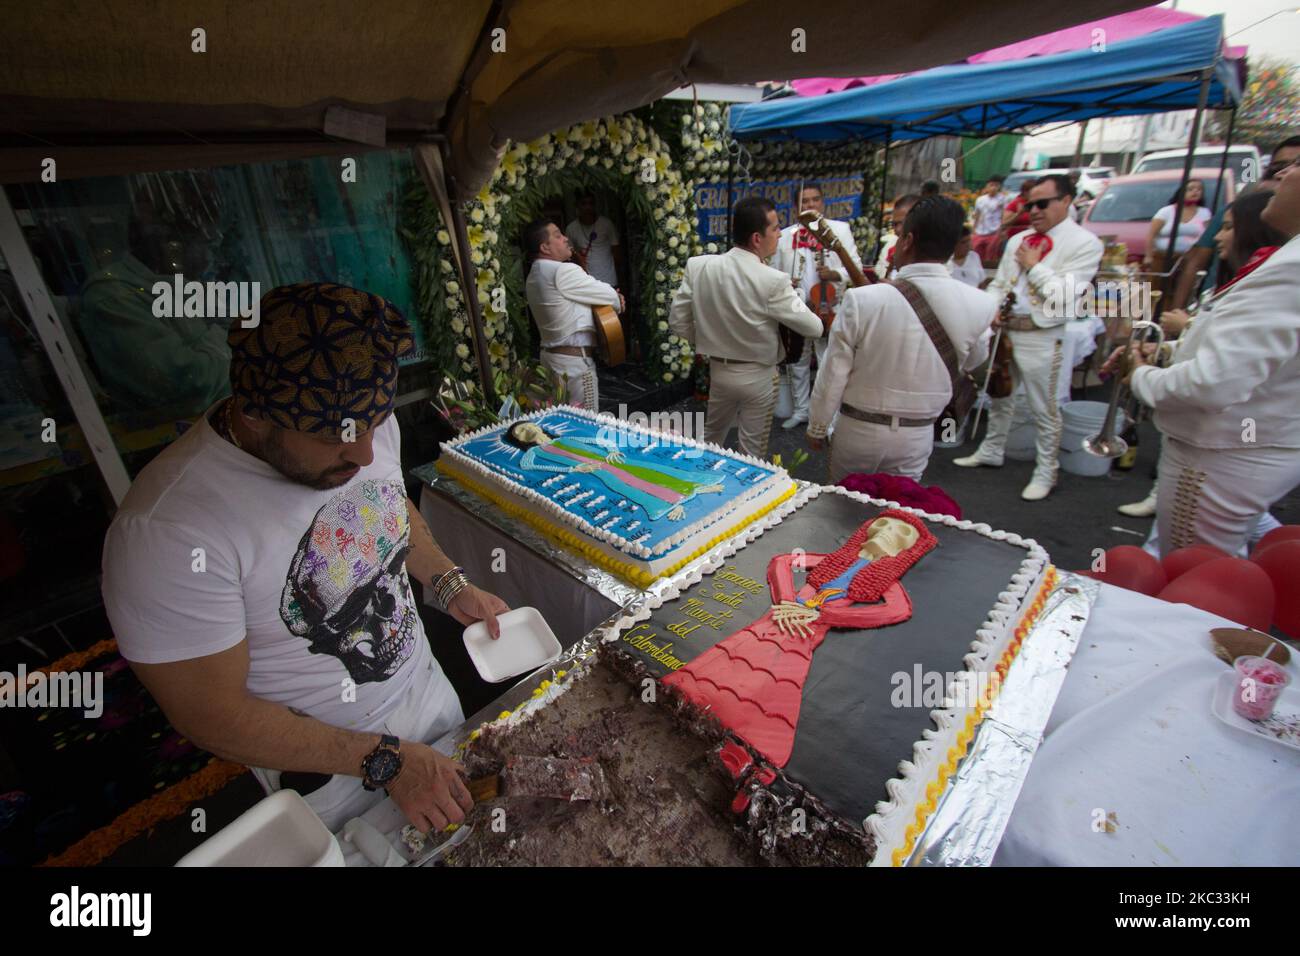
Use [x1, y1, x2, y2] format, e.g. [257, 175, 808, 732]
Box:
[447, 585, 511, 639]
[816, 266, 837, 282]
[1121, 344, 1151, 386]
[1014, 242, 1044, 270]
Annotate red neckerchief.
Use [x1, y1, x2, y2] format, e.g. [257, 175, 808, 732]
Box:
[1024, 232, 1053, 256]
[806, 509, 937, 603]
[1215, 245, 1279, 294]
[792, 227, 824, 251]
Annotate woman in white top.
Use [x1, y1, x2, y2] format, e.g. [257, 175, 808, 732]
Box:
[1142, 178, 1212, 273]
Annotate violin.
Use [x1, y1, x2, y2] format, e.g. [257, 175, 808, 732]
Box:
[807, 243, 837, 337]
[986, 292, 1016, 398]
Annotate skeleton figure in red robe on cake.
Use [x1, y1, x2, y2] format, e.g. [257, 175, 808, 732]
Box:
[664, 510, 936, 766]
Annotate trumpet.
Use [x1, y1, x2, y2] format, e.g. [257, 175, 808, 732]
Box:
[1083, 317, 1166, 459]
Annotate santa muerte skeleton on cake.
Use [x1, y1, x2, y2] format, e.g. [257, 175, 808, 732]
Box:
[663, 509, 937, 766]
[504, 421, 726, 521]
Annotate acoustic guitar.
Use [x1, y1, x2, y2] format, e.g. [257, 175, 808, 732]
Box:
[592, 304, 625, 366]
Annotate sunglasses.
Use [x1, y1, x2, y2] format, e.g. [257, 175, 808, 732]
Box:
[1025, 196, 1065, 211]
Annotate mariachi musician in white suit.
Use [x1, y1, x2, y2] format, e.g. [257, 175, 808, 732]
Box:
[523, 218, 624, 411]
[955, 174, 1103, 501]
[1117, 163, 1300, 557]
[770, 182, 863, 430]
[670, 196, 824, 458]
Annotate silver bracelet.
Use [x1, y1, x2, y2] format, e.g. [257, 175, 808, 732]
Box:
[432, 566, 470, 611]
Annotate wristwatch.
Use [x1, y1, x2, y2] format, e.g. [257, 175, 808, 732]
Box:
[361, 734, 403, 792]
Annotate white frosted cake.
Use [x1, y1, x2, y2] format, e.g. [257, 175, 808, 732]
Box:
[436, 406, 797, 586]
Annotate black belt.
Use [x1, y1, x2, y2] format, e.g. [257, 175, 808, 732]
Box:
[840, 403, 936, 428]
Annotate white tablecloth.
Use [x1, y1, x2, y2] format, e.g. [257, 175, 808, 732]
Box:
[995, 582, 1300, 866]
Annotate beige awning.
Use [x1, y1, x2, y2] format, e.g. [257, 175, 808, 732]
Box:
[0, 0, 1149, 190]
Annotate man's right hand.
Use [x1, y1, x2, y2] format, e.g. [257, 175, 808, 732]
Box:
[387, 743, 474, 834]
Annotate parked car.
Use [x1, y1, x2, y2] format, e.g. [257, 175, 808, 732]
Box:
[1004, 167, 1111, 200]
[1133, 146, 1262, 186]
[1080, 168, 1235, 264]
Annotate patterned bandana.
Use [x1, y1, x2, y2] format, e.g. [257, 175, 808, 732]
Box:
[228, 282, 413, 437]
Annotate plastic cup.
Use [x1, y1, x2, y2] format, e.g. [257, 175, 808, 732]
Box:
[1231, 655, 1291, 722]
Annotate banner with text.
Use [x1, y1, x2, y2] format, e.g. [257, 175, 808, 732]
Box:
[694, 176, 864, 246]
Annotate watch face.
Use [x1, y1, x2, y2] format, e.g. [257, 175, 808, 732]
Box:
[367, 749, 401, 784]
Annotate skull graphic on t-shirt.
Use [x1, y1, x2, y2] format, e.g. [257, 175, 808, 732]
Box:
[279, 479, 417, 684]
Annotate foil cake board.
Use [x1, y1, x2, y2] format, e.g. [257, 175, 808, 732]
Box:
[911, 572, 1100, 866]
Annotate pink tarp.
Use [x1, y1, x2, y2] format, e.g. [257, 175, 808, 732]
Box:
[791, 5, 1245, 96]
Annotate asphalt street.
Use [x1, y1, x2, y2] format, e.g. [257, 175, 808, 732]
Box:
[666, 393, 1300, 574]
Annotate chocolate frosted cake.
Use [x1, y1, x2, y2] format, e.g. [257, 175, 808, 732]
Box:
[448, 485, 1055, 867]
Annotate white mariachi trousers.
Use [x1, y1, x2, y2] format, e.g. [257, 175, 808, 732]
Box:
[705, 361, 780, 459]
[541, 351, 599, 411]
[829, 416, 933, 484]
[977, 326, 1066, 486]
[1155, 436, 1300, 558]
[787, 335, 829, 421]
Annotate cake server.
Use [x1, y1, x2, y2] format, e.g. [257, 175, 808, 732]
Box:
[467, 755, 608, 803]
[408, 823, 474, 867]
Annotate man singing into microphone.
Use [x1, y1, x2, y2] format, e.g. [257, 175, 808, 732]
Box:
[565, 192, 624, 289]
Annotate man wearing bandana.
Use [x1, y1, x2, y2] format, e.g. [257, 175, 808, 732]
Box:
[103, 282, 509, 834]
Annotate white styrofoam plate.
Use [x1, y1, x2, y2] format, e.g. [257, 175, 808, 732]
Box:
[1210, 669, 1300, 753]
[463, 606, 562, 683]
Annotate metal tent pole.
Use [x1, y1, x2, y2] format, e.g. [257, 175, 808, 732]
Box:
[0, 188, 132, 503]
[438, 143, 497, 407]
[1209, 105, 1237, 211]
[1157, 68, 1212, 315]
[875, 126, 893, 264]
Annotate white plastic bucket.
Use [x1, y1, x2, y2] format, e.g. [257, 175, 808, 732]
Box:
[1005, 400, 1037, 461]
[1059, 400, 1127, 477]
[773, 369, 793, 421]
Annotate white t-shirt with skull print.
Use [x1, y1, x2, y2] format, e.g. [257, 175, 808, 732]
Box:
[102, 405, 436, 733]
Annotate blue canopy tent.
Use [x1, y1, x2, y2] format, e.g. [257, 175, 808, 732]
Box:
[729, 14, 1244, 271]
[730, 15, 1240, 143]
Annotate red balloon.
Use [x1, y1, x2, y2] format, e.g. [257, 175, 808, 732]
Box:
[1252, 525, 1300, 558]
[1156, 557, 1275, 632]
[1250, 540, 1300, 637]
[1084, 545, 1167, 596]
[1161, 544, 1230, 582]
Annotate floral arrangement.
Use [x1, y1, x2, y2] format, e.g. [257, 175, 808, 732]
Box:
[432, 362, 571, 436]
[402, 101, 883, 389]
[404, 113, 696, 387]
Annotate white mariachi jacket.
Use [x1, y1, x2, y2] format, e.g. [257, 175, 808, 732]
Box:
[1130, 235, 1300, 450]
[987, 217, 1103, 331]
[771, 219, 862, 304]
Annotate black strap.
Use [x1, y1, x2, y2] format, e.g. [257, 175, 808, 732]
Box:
[888, 278, 960, 391]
